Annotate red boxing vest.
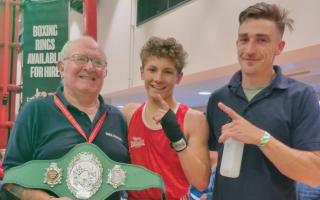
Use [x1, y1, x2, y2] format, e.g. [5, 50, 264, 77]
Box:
[128, 103, 190, 200]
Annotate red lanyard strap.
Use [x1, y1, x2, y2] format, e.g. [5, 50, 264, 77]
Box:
[54, 95, 107, 143]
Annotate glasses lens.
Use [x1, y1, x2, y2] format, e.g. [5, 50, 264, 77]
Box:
[91, 58, 104, 68]
[67, 54, 106, 68]
[72, 54, 88, 64]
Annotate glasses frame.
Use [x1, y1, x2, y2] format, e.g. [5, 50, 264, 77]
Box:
[63, 54, 107, 69]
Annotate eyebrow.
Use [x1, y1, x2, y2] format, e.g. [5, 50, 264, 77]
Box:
[146, 64, 157, 68]
[238, 33, 270, 38]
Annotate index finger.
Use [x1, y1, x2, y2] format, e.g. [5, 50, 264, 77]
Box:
[218, 102, 242, 120]
[154, 94, 170, 111]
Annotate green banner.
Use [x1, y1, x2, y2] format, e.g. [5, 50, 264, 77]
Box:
[23, 0, 69, 103]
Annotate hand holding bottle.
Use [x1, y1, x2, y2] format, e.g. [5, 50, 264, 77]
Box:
[217, 102, 265, 178]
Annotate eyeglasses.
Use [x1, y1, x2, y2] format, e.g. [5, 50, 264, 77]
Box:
[63, 54, 107, 69]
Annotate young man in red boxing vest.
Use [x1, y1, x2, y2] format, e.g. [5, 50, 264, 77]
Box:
[122, 37, 211, 200]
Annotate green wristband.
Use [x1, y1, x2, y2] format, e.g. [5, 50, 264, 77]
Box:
[259, 131, 270, 148]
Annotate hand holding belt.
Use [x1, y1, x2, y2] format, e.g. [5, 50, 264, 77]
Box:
[3, 143, 167, 200]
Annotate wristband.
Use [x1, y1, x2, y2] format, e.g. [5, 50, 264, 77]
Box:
[258, 131, 270, 148]
[160, 109, 188, 152]
[160, 109, 184, 142]
[170, 137, 188, 152]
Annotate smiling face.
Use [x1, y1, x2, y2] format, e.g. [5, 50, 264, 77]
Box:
[141, 56, 182, 102]
[237, 18, 285, 78]
[58, 37, 106, 98]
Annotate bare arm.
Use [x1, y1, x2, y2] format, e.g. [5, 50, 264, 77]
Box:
[3, 184, 71, 200]
[218, 102, 320, 186]
[261, 139, 320, 187]
[152, 95, 211, 190]
[4, 184, 52, 200]
[121, 103, 140, 126]
[178, 109, 211, 191]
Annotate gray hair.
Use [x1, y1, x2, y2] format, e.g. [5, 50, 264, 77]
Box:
[59, 36, 102, 59]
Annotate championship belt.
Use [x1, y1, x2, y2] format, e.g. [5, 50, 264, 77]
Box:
[3, 143, 167, 200]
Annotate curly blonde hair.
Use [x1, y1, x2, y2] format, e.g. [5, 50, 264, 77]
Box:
[140, 37, 187, 73]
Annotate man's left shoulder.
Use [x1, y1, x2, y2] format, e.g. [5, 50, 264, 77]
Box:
[285, 76, 315, 92]
[105, 104, 126, 121]
[106, 104, 122, 114]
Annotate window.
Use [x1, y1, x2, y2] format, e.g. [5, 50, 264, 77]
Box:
[137, 0, 191, 26]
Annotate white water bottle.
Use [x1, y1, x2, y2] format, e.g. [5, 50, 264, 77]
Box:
[220, 138, 244, 178]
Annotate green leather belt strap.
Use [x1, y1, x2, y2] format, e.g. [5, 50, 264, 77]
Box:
[3, 143, 167, 200]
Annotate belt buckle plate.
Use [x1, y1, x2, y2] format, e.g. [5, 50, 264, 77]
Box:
[107, 164, 127, 188]
[44, 162, 63, 187]
[67, 152, 103, 199]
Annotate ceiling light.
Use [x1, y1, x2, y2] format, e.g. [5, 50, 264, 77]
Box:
[198, 91, 211, 96]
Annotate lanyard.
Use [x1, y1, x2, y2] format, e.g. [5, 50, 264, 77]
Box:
[54, 95, 107, 143]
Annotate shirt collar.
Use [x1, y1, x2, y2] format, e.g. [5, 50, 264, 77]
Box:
[55, 85, 108, 111]
[228, 65, 289, 90]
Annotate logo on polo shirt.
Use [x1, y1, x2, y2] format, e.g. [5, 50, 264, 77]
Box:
[130, 137, 145, 148]
[105, 132, 123, 142]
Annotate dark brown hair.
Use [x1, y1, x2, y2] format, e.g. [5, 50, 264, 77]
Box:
[239, 2, 294, 37]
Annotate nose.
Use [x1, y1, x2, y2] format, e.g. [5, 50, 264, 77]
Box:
[83, 59, 94, 71]
[154, 71, 163, 82]
[244, 40, 256, 56]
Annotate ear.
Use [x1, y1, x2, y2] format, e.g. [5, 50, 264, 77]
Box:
[140, 66, 145, 80]
[57, 61, 65, 78]
[275, 40, 285, 55]
[103, 68, 107, 78]
[176, 72, 183, 84]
